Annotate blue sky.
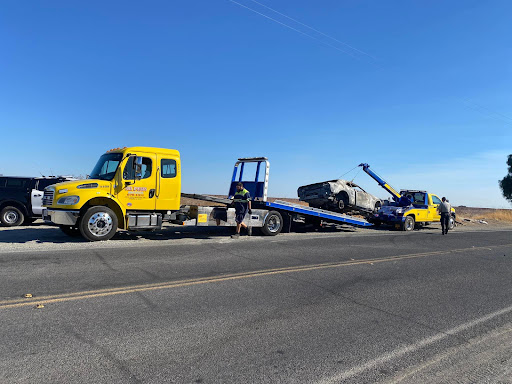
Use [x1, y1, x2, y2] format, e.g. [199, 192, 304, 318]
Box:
[1, 0, 511, 208]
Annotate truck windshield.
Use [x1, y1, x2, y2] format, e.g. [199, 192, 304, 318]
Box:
[89, 153, 123, 181]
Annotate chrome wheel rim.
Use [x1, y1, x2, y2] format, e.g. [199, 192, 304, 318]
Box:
[4, 210, 19, 224]
[267, 215, 281, 233]
[405, 218, 414, 230]
[88, 212, 113, 237]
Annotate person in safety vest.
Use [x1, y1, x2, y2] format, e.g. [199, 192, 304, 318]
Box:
[231, 182, 252, 238]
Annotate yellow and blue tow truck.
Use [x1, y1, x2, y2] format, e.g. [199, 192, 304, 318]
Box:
[359, 163, 456, 231]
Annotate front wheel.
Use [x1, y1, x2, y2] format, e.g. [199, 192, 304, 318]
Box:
[261, 211, 283, 236]
[0, 206, 24, 227]
[401, 216, 415, 231]
[448, 215, 455, 230]
[79, 206, 118, 241]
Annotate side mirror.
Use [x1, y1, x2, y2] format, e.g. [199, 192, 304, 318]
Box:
[134, 157, 143, 180]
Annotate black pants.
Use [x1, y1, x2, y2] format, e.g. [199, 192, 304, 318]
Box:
[441, 212, 451, 233]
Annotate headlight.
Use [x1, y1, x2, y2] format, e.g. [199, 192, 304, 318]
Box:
[57, 196, 80, 205]
[395, 208, 403, 214]
[58, 189, 68, 194]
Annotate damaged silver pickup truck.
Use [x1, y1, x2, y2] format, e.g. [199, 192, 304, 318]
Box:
[297, 179, 382, 215]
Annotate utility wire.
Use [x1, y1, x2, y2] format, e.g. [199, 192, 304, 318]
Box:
[228, 0, 363, 60]
[248, 0, 378, 62]
[461, 98, 512, 125]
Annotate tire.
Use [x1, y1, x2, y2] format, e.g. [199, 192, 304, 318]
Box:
[401, 215, 415, 231]
[261, 210, 283, 236]
[448, 215, 455, 230]
[60, 225, 81, 237]
[0, 206, 25, 227]
[79, 206, 118, 241]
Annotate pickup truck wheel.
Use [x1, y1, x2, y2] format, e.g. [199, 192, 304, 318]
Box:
[0, 206, 24, 227]
[448, 216, 455, 230]
[261, 211, 283, 236]
[402, 216, 415, 231]
[79, 206, 118, 241]
[60, 225, 81, 237]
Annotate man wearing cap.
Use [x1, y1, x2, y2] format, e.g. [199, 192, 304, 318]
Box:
[436, 197, 452, 235]
[232, 182, 252, 238]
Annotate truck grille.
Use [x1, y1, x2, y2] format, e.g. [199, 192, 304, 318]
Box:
[42, 190, 55, 206]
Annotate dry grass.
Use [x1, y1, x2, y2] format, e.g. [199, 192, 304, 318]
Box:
[455, 207, 512, 223]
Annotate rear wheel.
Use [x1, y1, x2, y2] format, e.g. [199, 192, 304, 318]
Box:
[0, 206, 24, 227]
[401, 215, 415, 231]
[60, 225, 81, 237]
[79, 206, 118, 241]
[261, 211, 283, 236]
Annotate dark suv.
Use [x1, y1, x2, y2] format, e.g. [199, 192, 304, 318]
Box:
[0, 176, 73, 226]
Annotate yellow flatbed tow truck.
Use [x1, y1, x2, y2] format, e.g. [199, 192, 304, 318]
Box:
[42, 147, 373, 241]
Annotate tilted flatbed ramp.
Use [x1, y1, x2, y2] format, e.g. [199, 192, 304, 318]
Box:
[264, 200, 373, 227]
[181, 193, 232, 205]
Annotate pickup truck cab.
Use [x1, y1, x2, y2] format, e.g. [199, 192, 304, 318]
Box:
[373, 189, 456, 231]
[0, 176, 72, 226]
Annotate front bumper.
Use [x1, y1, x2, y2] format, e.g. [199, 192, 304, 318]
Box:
[43, 209, 80, 226]
[372, 214, 405, 224]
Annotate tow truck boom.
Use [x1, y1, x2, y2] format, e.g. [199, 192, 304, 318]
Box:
[358, 163, 401, 202]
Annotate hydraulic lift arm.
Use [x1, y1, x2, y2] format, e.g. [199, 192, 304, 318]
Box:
[358, 163, 401, 202]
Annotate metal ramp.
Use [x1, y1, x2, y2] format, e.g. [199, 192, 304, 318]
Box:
[265, 200, 373, 227]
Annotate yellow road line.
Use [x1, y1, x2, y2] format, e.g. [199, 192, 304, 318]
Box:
[2, 243, 511, 310]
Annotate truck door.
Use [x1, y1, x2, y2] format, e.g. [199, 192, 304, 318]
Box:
[115, 153, 157, 211]
[32, 179, 52, 215]
[429, 194, 442, 222]
[155, 155, 181, 211]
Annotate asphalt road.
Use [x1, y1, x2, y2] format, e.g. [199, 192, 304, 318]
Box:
[1, 227, 512, 383]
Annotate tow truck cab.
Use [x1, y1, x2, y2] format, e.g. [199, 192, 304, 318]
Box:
[43, 147, 181, 241]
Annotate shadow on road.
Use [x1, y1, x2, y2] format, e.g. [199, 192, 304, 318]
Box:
[0, 221, 394, 244]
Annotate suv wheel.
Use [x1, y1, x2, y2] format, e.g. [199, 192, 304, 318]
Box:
[0, 206, 25, 227]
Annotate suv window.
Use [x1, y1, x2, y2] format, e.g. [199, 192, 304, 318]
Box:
[123, 157, 152, 180]
[432, 195, 442, 205]
[6, 178, 29, 189]
[161, 159, 177, 178]
[37, 179, 60, 190]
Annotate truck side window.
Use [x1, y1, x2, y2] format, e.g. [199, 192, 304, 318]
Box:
[123, 157, 152, 180]
[6, 178, 29, 189]
[161, 159, 177, 178]
[431, 195, 442, 205]
[37, 179, 58, 190]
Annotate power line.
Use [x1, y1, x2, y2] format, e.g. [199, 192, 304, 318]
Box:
[460, 98, 512, 126]
[248, 0, 378, 62]
[227, 0, 365, 61]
